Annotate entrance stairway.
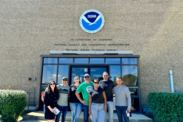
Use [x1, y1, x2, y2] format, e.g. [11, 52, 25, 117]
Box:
[19, 111, 153, 122]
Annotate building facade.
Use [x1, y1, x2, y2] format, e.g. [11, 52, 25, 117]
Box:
[0, 0, 183, 111]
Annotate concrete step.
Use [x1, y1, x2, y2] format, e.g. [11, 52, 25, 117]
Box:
[25, 106, 36, 110]
[19, 111, 153, 122]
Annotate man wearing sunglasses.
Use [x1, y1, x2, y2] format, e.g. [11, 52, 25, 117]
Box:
[76, 74, 94, 122]
[55, 77, 70, 122]
[99, 72, 115, 122]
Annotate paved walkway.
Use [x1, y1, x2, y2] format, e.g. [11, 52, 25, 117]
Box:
[19, 111, 153, 122]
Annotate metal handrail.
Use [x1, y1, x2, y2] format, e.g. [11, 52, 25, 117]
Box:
[26, 88, 36, 110]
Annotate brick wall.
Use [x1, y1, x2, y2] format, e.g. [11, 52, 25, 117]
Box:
[0, 0, 183, 108]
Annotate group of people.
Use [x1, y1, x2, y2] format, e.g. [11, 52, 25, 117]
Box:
[44, 72, 131, 122]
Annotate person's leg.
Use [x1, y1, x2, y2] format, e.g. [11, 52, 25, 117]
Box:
[104, 102, 108, 122]
[98, 104, 105, 122]
[116, 106, 123, 122]
[91, 103, 98, 122]
[107, 101, 114, 122]
[61, 106, 68, 122]
[55, 105, 62, 122]
[83, 104, 89, 122]
[70, 103, 77, 122]
[121, 106, 129, 122]
[75, 103, 82, 122]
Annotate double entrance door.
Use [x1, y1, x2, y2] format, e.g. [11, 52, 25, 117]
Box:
[69, 65, 109, 85]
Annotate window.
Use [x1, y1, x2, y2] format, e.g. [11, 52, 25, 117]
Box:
[122, 66, 138, 86]
[44, 58, 57, 64]
[59, 58, 73, 64]
[42, 65, 57, 84]
[129, 88, 138, 95]
[122, 58, 137, 64]
[74, 58, 89, 64]
[57, 65, 69, 84]
[90, 58, 104, 64]
[110, 65, 121, 86]
[106, 58, 120, 64]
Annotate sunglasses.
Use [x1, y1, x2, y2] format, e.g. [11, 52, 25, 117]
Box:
[75, 78, 79, 80]
[94, 82, 99, 84]
[63, 79, 68, 81]
[50, 83, 55, 85]
[103, 75, 108, 77]
[84, 76, 89, 78]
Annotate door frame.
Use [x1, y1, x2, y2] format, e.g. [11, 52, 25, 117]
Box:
[36, 54, 141, 112]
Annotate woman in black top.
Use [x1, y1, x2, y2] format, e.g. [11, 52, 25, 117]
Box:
[69, 76, 82, 122]
[89, 79, 107, 122]
[44, 80, 59, 122]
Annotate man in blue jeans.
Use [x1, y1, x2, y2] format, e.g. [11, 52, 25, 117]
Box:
[55, 77, 70, 122]
[75, 74, 94, 122]
[99, 72, 115, 122]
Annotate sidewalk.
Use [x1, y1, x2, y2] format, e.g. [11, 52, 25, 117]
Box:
[19, 111, 153, 122]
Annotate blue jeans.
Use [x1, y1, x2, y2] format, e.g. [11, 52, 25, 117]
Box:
[91, 103, 105, 122]
[104, 101, 114, 122]
[70, 103, 82, 122]
[55, 105, 68, 122]
[83, 104, 89, 122]
[116, 106, 129, 122]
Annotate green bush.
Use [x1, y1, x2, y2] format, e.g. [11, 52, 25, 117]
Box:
[148, 92, 183, 122]
[0, 90, 27, 122]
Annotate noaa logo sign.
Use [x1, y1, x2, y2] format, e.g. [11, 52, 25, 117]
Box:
[79, 9, 105, 33]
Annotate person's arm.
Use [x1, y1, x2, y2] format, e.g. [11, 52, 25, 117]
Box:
[126, 88, 131, 112]
[89, 94, 92, 115]
[75, 91, 86, 104]
[47, 106, 54, 113]
[76, 84, 86, 104]
[103, 91, 107, 111]
[44, 91, 54, 113]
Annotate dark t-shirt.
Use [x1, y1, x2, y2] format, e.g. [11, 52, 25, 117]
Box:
[89, 87, 104, 103]
[69, 84, 82, 103]
[99, 80, 115, 101]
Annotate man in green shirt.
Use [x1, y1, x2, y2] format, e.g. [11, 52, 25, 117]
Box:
[76, 74, 93, 122]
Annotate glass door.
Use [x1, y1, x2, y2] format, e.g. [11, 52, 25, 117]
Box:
[70, 66, 89, 84]
[90, 67, 107, 81]
[70, 65, 109, 85]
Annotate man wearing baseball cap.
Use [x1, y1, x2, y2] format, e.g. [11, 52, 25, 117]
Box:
[76, 74, 93, 122]
[55, 77, 70, 122]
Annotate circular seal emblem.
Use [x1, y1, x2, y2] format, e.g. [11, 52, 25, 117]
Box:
[79, 9, 105, 33]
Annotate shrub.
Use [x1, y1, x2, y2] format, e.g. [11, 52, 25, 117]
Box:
[0, 90, 27, 122]
[148, 92, 183, 122]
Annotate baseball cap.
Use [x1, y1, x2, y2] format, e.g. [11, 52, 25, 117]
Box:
[62, 77, 68, 81]
[84, 74, 90, 77]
